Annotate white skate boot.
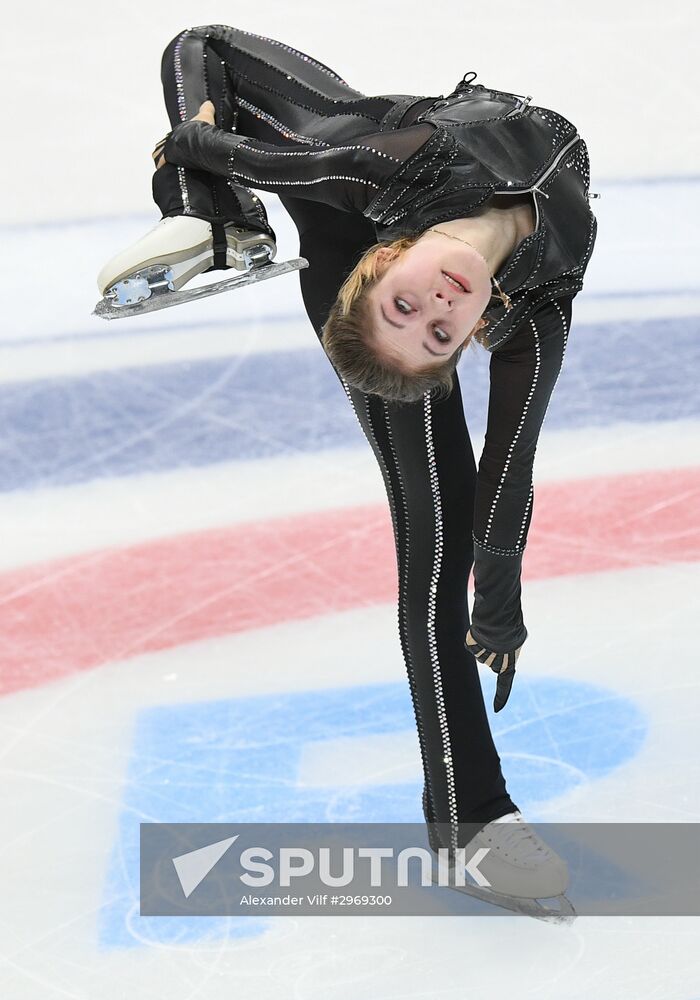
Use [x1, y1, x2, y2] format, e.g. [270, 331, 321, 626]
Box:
[468, 810, 569, 898]
[430, 810, 575, 923]
[93, 214, 307, 321]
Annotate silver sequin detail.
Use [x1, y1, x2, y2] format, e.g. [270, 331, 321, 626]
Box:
[229, 159, 381, 191]
[381, 397, 438, 829]
[173, 31, 192, 213]
[423, 391, 459, 854]
[515, 301, 570, 549]
[238, 143, 402, 163]
[338, 379, 439, 844]
[536, 107, 572, 147]
[482, 324, 541, 545]
[234, 96, 327, 145]
[176, 166, 191, 214]
[173, 30, 190, 122]
[232, 25, 350, 85]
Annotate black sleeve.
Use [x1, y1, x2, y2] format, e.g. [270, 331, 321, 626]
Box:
[162, 119, 436, 215]
[469, 294, 573, 652]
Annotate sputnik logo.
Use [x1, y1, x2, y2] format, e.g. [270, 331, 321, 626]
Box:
[172, 835, 239, 898]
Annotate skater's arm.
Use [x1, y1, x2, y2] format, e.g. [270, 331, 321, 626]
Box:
[161, 118, 437, 214]
[469, 295, 573, 658]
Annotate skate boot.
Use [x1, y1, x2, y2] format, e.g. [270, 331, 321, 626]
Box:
[465, 810, 569, 899]
[424, 793, 575, 922]
[94, 212, 308, 321]
[93, 165, 308, 321]
[96, 214, 277, 300]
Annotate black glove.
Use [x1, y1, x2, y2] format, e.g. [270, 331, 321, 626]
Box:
[465, 628, 524, 712]
[162, 119, 247, 176]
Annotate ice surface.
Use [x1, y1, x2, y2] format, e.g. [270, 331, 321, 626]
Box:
[0, 2, 699, 998]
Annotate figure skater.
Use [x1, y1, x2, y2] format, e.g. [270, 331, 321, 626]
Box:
[97, 24, 597, 908]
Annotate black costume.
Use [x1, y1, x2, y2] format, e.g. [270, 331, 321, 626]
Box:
[153, 24, 597, 851]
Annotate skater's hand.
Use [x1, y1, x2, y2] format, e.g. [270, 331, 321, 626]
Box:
[465, 628, 524, 712]
[152, 102, 217, 169]
[192, 100, 216, 126]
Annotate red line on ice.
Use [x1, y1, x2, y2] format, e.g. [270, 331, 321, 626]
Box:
[1, 467, 698, 696]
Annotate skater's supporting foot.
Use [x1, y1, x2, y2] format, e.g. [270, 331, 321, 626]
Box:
[431, 810, 569, 900]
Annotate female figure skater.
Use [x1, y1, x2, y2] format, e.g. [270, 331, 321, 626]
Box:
[97, 24, 597, 906]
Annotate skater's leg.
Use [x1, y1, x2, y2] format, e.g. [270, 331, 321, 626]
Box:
[344, 378, 519, 847]
[160, 25, 396, 141]
[153, 29, 261, 226]
[289, 216, 518, 853]
[154, 25, 399, 222]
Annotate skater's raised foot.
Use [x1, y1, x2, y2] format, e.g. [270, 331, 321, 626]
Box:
[96, 215, 277, 299]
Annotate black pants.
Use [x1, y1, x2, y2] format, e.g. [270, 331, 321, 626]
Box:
[156, 25, 518, 841]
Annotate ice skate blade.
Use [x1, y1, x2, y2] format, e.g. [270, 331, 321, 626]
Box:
[93, 257, 308, 321]
[430, 866, 577, 924]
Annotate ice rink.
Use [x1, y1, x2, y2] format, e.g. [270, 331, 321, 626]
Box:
[0, 1, 699, 997]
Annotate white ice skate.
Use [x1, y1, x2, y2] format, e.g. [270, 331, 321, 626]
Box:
[431, 811, 576, 923]
[93, 215, 308, 321]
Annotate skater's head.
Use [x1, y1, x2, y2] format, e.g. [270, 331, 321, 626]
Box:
[321, 232, 491, 403]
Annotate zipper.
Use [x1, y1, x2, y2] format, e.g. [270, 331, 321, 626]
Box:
[492, 132, 580, 231]
[503, 93, 532, 118]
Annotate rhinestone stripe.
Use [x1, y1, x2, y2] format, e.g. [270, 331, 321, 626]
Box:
[423, 391, 459, 854]
[496, 231, 540, 282]
[201, 35, 221, 218]
[516, 485, 534, 551]
[567, 208, 597, 276]
[370, 129, 449, 220]
[176, 166, 191, 215]
[514, 301, 570, 539]
[238, 143, 402, 163]
[232, 62, 381, 124]
[485, 279, 578, 350]
[472, 533, 524, 557]
[339, 378, 439, 847]
[217, 59, 227, 129]
[244, 189, 270, 229]
[475, 298, 570, 557]
[228, 158, 381, 191]
[227, 24, 350, 85]
[382, 398, 438, 826]
[384, 137, 459, 226]
[482, 321, 541, 544]
[173, 30, 190, 122]
[384, 130, 457, 225]
[515, 304, 569, 546]
[390, 136, 461, 213]
[213, 40, 354, 107]
[234, 96, 326, 145]
[172, 31, 192, 214]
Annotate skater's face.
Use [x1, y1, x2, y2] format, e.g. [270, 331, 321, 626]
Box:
[366, 235, 491, 371]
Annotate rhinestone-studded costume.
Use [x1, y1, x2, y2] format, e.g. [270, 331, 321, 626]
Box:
[154, 24, 597, 852]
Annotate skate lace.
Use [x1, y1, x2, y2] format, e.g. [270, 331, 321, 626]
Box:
[486, 817, 553, 864]
[447, 71, 478, 97]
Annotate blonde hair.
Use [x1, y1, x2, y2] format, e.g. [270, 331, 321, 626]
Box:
[321, 234, 489, 404]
